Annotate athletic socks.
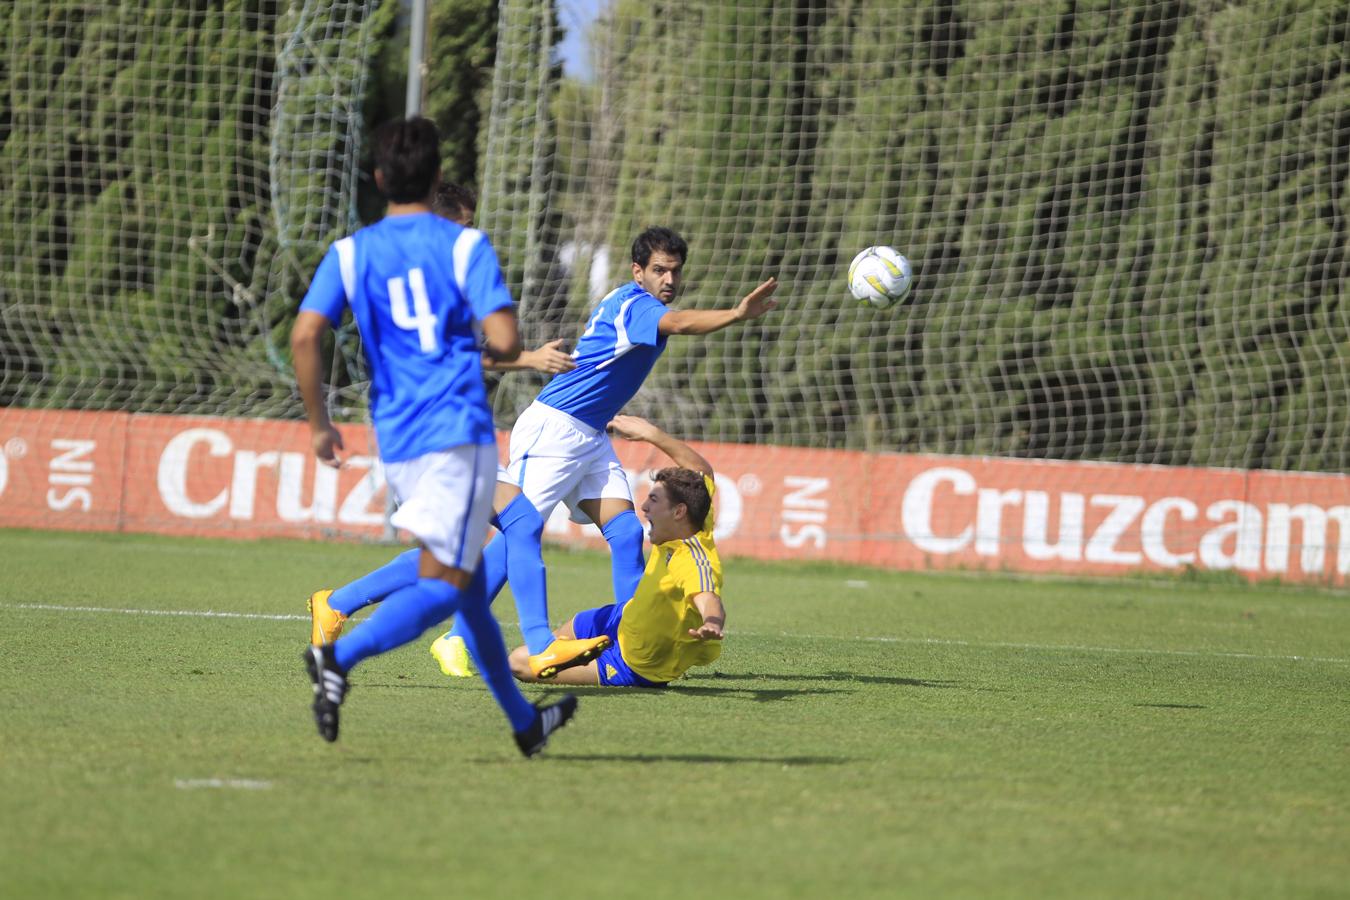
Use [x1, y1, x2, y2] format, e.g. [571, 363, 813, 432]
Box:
[497, 495, 554, 655]
[601, 509, 646, 604]
[328, 548, 419, 617]
[331, 569, 536, 732]
[333, 576, 460, 672]
[446, 495, 554, 654]
[452, 572, 537, 732]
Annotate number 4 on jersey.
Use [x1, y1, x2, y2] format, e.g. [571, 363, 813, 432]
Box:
[388, 268, 438, 353]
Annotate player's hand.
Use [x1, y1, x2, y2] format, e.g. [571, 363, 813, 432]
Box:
[607, 414, 661, 443]
[688, 618, 724, 641]
[735, 277, 779, 322]
[311, 424, 345, 468]
[525, 339, 576, 374]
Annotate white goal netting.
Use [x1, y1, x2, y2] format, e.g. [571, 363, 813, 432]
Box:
[0, 0, 384, 420]
[1, 0, 1345, 473]
[483, 0, 1348, 473]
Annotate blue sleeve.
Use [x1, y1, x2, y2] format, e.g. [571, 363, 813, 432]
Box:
[622, 293, 669, 346]
[464, 237, 516, 322]
[299, 246, 348, 326]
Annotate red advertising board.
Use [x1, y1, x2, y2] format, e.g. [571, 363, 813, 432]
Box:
[2, 408, 1346, 585]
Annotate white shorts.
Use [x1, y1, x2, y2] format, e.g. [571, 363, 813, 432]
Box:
[384, 443, 498, 570]
[505, 401, 633, 524]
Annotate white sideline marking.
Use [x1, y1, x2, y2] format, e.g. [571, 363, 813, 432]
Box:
[6, 603, 306, 622]
[4, 602, 1346, 666]
[174, 778, 273, 791]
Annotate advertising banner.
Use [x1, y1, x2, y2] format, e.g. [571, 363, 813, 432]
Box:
[2, 408, 1345, 585]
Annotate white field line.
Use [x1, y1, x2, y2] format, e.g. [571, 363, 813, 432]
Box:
[4, 602, 1347, 666]
[174, 778, 273, 790]
[6, 602, 306, 622]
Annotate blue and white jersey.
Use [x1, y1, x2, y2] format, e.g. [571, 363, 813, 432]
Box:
[300, 212, 514, 462]
[536, 282, 670, 430]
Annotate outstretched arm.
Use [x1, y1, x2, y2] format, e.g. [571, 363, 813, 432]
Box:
[657, 277, 779, 336]
[482, 338, 576, 374]
[608, 415, 713, 475]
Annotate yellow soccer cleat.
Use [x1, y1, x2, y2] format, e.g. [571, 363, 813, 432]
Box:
[430, 633, 474, 678]
[306, 589, 347, 646]
[528, 635, 611, 680]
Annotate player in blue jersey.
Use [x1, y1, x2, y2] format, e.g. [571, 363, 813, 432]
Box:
[304, 181, 606, 683]
[430, 225, 777, 680]
[291, 117, 578, 757]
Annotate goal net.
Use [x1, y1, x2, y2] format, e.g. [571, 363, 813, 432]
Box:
[485, 0, 1348, 473]
[0, 0, 386, 419]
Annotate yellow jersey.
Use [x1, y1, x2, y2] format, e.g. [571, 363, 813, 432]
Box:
[617, 474, 724, 683]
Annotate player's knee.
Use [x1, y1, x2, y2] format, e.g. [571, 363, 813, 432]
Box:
[499, 494, 544, 542]
[601, 508, 643, 551]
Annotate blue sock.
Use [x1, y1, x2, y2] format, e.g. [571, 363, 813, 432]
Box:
[602, 509, 646, 604]
[444, 532, 510, 645]
[333, 576, 461, 672]
[454, 569, 536, 732]
[329, 548, 419, 616]
[495, 495, 555, 655]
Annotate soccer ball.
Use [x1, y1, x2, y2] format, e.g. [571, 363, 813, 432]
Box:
[847, 246, 913, 309]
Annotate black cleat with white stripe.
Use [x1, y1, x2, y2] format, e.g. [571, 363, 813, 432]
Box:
[303, 644, 348, 743]
[514, 694, 578, 758]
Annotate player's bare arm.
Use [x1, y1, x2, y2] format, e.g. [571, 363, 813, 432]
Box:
[689, 591, 725, 640]
[482, 338, 576, 374]
[291, 310, 345, 468]
[608, 415, 714, 475]
[656, 276, 779, 336]
[479, 308, 523, 364]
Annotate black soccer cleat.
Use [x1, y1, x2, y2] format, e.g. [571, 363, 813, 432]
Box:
[513, 694, 579, 758]
[303, 644, 348, 743]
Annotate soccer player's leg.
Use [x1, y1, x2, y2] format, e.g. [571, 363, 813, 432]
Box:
[432, 470, 561, 675]
[493, 449, 610, 678]
[577, 450, 647, 604]
[308, 547, 420, 646]
[510, 606, 615, 684]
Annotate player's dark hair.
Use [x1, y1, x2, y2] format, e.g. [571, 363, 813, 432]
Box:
[433, 181, 477, 225]
[372, 117, 441, 203]
[631, 227, 688, 268]
[654, 467, 711, 532]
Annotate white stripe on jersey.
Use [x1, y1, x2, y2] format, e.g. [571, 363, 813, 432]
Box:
[452, 228, 484, 296]
[597, 293, 646, 370]
[335, 236, 356, 300]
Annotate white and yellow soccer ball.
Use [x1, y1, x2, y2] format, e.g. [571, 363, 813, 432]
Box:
[847, 246, 913, 309]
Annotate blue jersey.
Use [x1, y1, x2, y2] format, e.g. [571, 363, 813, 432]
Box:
[536, 282, 670, 429]
[299, 212, 514, 462]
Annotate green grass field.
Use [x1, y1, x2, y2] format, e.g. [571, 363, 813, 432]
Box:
[2, 528, 1347, 899]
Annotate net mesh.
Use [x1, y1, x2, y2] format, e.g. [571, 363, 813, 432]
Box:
[0, 0, 385, 419]
[484, 0, 1349, 472]
[1, 0, 1346, 476]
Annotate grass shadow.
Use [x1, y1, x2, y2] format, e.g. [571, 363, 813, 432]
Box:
[684, 671, 973, 689]
[537, 753, 853, 766]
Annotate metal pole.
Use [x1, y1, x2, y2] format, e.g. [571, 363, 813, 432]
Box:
[406, 0, 427, 116]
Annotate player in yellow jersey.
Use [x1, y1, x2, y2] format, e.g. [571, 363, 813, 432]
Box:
[507, 415, 724, 688]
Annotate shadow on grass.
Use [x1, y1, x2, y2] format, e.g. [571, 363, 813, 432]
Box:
[1134, 702, 1207, 709]
[683, 671, 971, 689]
[545, 753, 852, 766]
[665, 685, 848, 702]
